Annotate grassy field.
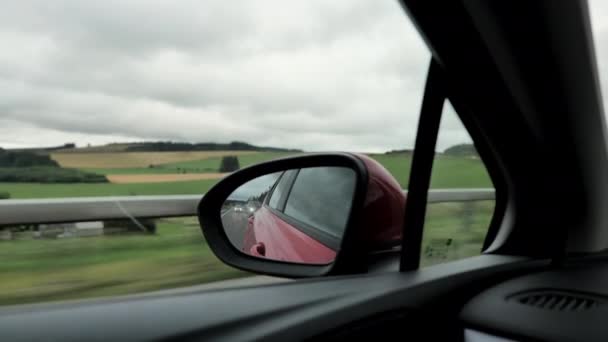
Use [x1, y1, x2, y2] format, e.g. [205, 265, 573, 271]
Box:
[84, 167, 187, 175]
[83, 152, 297, 175]
[145, 151, 493, 189]
[369, 153, 491, 188]
[0, 217, 246, 306]
[421, 201, 494, 267]
[1, 152, 492, 199]
[106, 173, 227, 184]
[0, 179, 218, 199]
[51, 150, 259, 169]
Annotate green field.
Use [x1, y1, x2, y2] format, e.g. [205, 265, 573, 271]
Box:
[421, 201, 494, 267]
[368, 153, 491, 188]
[84, 167, 187, 175]
[1, 152, 492, 199]
[83, 152, 297, 175]
[85, 152, 492, 189]
[0, 179, 218, 199]
[0, 218, 246, 306]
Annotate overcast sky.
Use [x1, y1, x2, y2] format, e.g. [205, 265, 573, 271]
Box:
[2, 1, 607, 153]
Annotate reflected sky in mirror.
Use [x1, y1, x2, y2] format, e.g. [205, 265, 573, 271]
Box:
[226, 172, 281, 202]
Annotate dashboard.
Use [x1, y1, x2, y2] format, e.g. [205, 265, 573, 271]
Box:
[4, 255, 606, 341]
[461, 258, 608, 341]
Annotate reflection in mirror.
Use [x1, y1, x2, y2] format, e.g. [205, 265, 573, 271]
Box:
[221, 167, 356, 265]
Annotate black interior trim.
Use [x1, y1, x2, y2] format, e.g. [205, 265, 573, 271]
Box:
[400, 0, 608, 257]
[461, 257, 608, 341]
[273, 170, 298, 212]
[401, 59, 446, 271]
[263, 171, 285, 207]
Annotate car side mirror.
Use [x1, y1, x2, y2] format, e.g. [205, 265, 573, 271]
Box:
[197, 153, 405, 278]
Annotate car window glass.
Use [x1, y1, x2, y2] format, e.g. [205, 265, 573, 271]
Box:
[268, 170, 296, 210]
[0, 0, 429, 306]
[590, 0, 608, 123]
[284, 167, 356, 238]
[421, 101, 496, 267]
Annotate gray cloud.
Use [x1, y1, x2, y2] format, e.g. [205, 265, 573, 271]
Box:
[0, 0, 477, 152]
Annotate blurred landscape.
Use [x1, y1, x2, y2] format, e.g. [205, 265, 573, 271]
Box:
[0, 141, 493, 305]
[0, 217, 247, 306]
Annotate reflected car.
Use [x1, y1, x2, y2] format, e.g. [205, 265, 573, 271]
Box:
[246, 200, 261, 214]
[242, 154, 406, 264]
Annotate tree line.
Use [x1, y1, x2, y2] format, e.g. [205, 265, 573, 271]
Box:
[0, 149, 107, 183]
[0, 148, 59, 168]
[125, 141, 302, 153]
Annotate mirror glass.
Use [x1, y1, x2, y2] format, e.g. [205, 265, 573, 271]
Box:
[221, 167, 356, 265]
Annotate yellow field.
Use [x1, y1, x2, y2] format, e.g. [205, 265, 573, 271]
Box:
[50, 151, 258, 168]
[107, 173, 228, 183]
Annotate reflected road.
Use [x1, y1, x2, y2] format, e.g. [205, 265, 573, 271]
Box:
[221, 208, 250, 251]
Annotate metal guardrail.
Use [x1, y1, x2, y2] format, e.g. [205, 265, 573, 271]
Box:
[0, 189, 495, 226]
[0, 195, 202, 226]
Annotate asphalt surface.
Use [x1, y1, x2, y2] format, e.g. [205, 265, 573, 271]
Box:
[221, 208, 251, 250]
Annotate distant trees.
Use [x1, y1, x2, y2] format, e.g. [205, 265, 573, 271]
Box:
[0, 148, 107, 183]
[443, 144, 478, 157]
[250, 189, 270, 203]
[125, 141, 302, 153]
[0, 167, 107, 183]
[0, 149, 59, 168]
[385, 149, 414, 155]
[219, 156, 240, 172]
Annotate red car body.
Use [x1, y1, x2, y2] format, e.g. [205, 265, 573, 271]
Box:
[242, 154, 406, 264]
[243, 206, 337, 263]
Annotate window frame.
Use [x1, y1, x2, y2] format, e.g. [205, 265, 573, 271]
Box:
[265, 170, 297, 211]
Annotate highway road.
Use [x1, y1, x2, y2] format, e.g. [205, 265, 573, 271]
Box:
[221, 207, 251, 250]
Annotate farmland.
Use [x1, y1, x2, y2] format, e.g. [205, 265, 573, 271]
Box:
[106, 173, 228, 184]
[50, 150, 260, 169]
[0, 179, 218, 199]
[1, 151, 492, 199]
[368, 153, 491, 188]
[79, 152, 295, 175]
